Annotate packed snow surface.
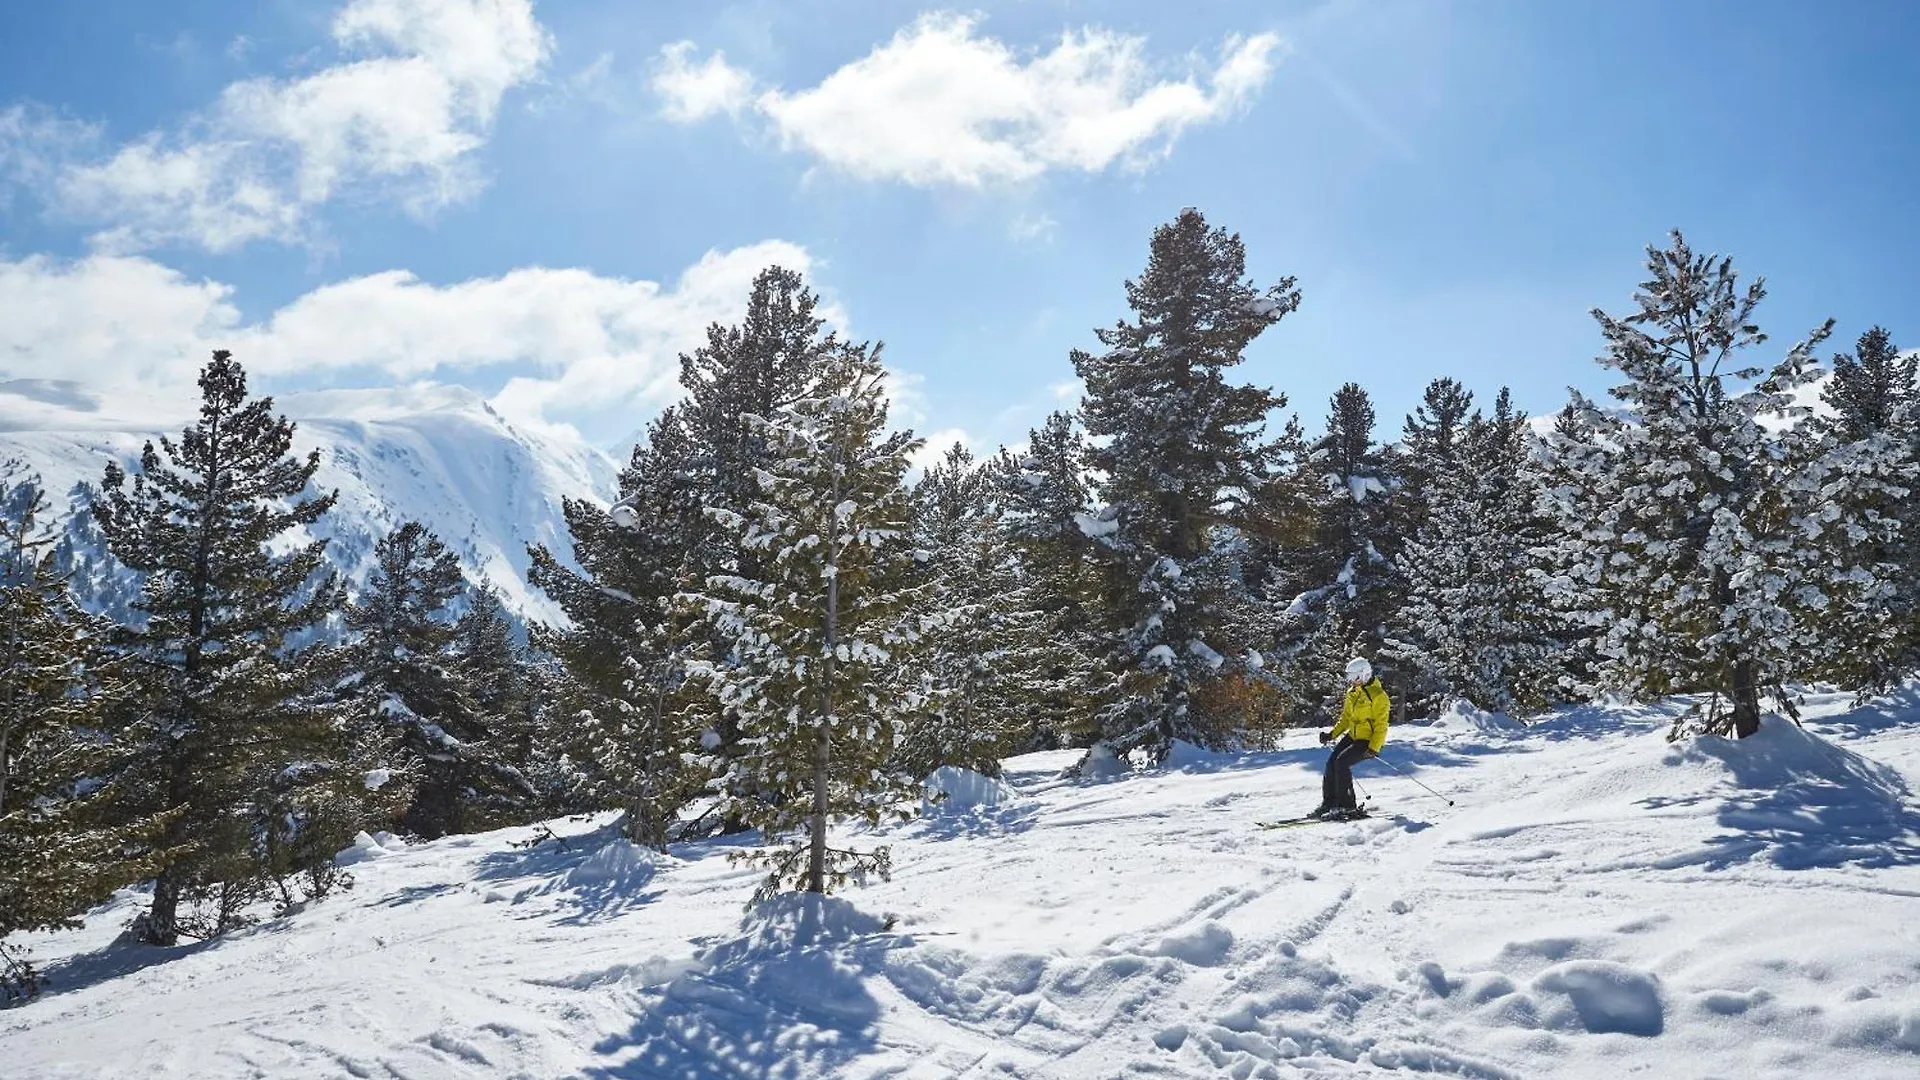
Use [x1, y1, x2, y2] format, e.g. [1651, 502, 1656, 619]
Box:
[8, 689, 1920, 1078]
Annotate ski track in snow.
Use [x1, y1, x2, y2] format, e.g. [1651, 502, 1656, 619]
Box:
[8, 690, 1920, 1078]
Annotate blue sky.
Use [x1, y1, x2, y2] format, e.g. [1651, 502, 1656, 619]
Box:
[2, 0, 1915, 455]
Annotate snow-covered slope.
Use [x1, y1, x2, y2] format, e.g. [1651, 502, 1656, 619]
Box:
[8, 690, 1920, 1078]
[0, 381, 620, 626]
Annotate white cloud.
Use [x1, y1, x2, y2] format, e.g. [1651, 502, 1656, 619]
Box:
[1010, 212, 1058, 243]
[0, 240, 817, 441]
[655, 14, 1283, 187]
[909, 428, 976, 474]
[651, 41, 755, 122]
[0, 106, 96, 203]
[10, 0, 552, 252]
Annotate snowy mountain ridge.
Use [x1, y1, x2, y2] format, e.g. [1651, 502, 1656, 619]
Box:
[0, 380, 621, 627]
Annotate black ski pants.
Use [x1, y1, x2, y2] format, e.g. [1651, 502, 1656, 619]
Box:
[1323, 735, 1373, 811]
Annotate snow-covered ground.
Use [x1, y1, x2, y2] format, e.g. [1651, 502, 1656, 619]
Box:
[7, 689, 1920, 1079]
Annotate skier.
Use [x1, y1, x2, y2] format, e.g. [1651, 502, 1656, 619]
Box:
[1311, 658, 1390, 820]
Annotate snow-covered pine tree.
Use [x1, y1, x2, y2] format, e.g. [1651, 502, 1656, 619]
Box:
[997, 412, 1124, 749]
[346, 522, 535, 838]
[899, 444, 1052, 777]
[0, 464, 163, 1000]
[679, 266, 841, 562]
[1809, 327, 1918, 689]
[1397, 377, 1477, 530]
[530, 268, 838, 836]
[93, 351, 369, 945]
[452, 586, 548, 810]
[1070, 208, 1300, 763]
[685, 341, 928, 897]
[1273, 383, 1401, 713]
[1388, 391, 1561, 716]
[1535, 232, 1890, 739]
[529, 405, 704, 827]
[1823, 327, 1917, 442]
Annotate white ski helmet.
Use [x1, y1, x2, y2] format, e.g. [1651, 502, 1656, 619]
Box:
[1344, 657, 1373, 684]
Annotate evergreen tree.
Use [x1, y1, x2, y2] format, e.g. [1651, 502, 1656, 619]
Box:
[1070, 208, 1300, 762]
[0, 465, 160, 1000]
[1535, 233, 1892, 738]
[1398, 377, 1477, 521]
[1824, 327, 1917, 442]
[529, 268, 838, 837]
[901, 445, 1054, 777]
[998, 412, 1125, 749]
[529, 406, 703, 829]
[1812, 327, 1919, 689]
[453, 586, 543, 793]
[1274, 383, 1400, 712]
[93, 351, 368, 945]
[1388, 391, 1561, 715]
[685, 342, 928, 897]
[346, 522, 534, 838]
[679, 266, 841, 557]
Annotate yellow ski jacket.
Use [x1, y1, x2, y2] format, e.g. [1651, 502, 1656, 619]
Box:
[1330, 679, 1391, 753]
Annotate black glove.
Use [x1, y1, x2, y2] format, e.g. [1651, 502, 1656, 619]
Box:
[1319, 730, 1333, 745]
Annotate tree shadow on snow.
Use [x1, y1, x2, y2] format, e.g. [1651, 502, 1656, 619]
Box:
[472, 830, 666, 926]
[33, 932, 221, 1001]
[1798, 683, 1920, 742]
[579, 893, 895, 1079]
[910, 800, 1041, 842]
[1650, 718, 1920, 872]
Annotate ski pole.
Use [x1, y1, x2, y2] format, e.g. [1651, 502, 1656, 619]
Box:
[1370, 752, 1454, 807]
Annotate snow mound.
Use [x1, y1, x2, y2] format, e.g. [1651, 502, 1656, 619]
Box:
[335, 830, 405, 865]
[1151, 921, 1234, 966]
[1161, 739, 1238, 771]
[563, 840, 662, 891]
[1428, 700, 1526, 738]
[1662, 713, 1920, 870]
[1671, 713, 1911, 800]
[1533, 960, 1665, 1036]
[1076, 741, 1131, 779]
[922, 766, 1017, 812]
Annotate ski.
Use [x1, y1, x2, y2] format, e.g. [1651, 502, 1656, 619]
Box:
[1257, 808, 1371, 829]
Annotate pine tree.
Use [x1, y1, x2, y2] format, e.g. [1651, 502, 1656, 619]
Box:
[685, 342, 928, 897]
[346, 522, 534, 838]
[529, 268, 838, 837]
[1070, 208, 1300, 762]
[529, 407, 702, 829]
[1534, 233, 1891, 739]
[1824, 327, 1917, 442]
[1810, 327, 1918, 689]
[93, 351, 368, 945]
[0, 465, 161, 1000]
[998, 412, 1125, 749]
[1398, 377, 1477, 522]
[453, 586, 543, 798]
[679, 266, 842, 556]
[900, 445, 1055, 777]
[1274, 383, 1401, 712]
[1388, 392, 1561, 715]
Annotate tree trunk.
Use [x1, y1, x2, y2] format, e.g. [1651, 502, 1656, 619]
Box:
[1730, 656, 1762, 738]
[145, 870, 181, 946]
[808, 726, 830, 893]
[810, 463, 842, 895]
